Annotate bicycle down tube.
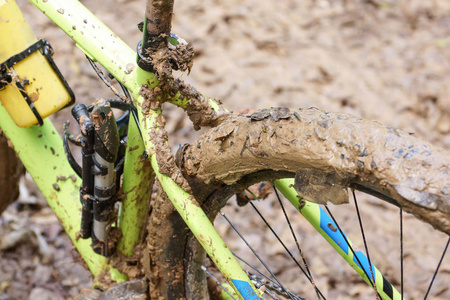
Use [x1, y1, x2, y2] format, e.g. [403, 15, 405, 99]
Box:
[0, 0, 408, 299]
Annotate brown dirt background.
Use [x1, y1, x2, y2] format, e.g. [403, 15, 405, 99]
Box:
[0, 0, 449, 299]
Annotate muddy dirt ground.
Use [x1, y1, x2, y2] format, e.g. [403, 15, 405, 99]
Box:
[1, 0, 449, 299]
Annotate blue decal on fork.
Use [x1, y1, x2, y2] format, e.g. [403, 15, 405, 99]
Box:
[319, 206, 379, 285]
[319, 207, 349, 254]
[353, 250, 376, 282]
[231, 279, 263, 300]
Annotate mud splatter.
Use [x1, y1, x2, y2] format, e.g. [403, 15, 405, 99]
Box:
[148, 114, 192, 193]
[144, 180, 188, 299]
[111, 243, 145, 281]
[139, 29, 230, 131]
[294, 168, 349, 205]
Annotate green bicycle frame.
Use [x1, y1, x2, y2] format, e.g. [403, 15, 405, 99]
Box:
[0, 0, 404, 299]
[0, 0, 261, 298]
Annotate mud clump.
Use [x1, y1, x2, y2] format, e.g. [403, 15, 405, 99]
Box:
[178, 107, 450, 235]
[148, 113, 192, 192]
[139, 32, 230, 130]
[294, 168, 349, 205]
[111, 243, 146, 281]
[144, 180, 189, 299]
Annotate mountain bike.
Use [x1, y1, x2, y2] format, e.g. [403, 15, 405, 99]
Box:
[0, 0, 449, 299]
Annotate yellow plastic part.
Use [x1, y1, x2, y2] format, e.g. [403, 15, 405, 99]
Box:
[0, 0, 72, 127]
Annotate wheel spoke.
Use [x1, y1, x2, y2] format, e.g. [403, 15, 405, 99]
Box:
[233, 252, 291, 300]
[271, 183, 322, 300]
[352, 190, 378, 299]
[201, 265, 237, 300]
[219, 182, 446, 300]
[424, 236, 450, 300]
[245, 188, 325, 299]
[400, 207, 404, 299]
[324, 205, 383, 299]
[220, 209, 297, 300]
[232, 252, 283, 291]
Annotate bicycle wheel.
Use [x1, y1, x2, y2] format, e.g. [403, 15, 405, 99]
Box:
[147, 107, 450, 299]
[0, 131, 24, 215]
